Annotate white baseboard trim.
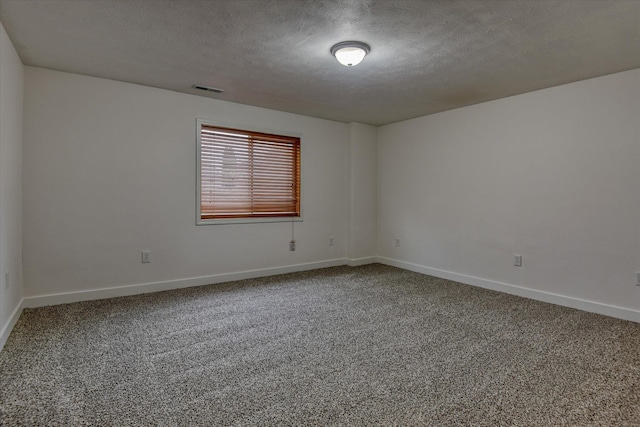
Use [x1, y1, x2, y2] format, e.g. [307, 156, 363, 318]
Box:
[377, 257, 640, 324]
[12, 256, 637, 351]
[0, 298, 24, 352]
[23, 258, 348, 309]
[347, 257, 377, 267]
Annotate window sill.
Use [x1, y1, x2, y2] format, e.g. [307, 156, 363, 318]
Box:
[197, 217, 303, 226]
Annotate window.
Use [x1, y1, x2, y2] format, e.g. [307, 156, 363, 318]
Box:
[197, 121, 301, 223]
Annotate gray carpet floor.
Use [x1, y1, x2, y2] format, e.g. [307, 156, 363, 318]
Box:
[0, 264, 638, 426]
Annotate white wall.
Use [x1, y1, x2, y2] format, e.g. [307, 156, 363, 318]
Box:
[23, 67, 349, 297]
[0, 22, 24, 343]
[378, 69, 640, 316]
[17, 63, 640, 322]
[347, 122, 377, 262]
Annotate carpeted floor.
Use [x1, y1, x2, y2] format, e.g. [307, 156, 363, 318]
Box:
[0, 264, 638, 426]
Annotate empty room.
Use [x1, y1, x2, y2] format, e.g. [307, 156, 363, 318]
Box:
[0, 0, 639, 425]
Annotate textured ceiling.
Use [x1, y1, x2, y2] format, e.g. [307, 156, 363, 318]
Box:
[1, 0, 639, 125]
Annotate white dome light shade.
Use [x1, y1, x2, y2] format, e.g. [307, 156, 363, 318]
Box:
[334, 47, 366, 67]
[330, 41, 370, 67]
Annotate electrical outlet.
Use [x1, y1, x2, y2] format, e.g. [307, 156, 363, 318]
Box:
[4, 272, 9, 290]
[290, 240, 296, 251]
[141, 251, 151, 263]
[395, 238, 400, 248]
[329, 237, 334, 246]
[514, 254, 522, 267]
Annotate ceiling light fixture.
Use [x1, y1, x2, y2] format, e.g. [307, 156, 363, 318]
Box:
[330, 41, 370, 67]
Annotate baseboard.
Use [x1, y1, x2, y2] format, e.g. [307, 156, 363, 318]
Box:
[23, 258, 348, 309]
[0, 298, 24, 352]
[15, 255, 638, 344]
[377, 257, 640, 324]
[347, 256, 377, 267]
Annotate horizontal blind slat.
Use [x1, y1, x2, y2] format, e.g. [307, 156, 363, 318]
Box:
[199, 124, 300, 220]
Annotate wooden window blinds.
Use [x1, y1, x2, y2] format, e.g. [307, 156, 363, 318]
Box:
[199, 123, 301, 220]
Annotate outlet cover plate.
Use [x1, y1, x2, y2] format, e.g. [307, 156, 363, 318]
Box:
[514, 254, 523, 267]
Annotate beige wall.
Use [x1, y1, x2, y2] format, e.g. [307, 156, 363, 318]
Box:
[348, 122, 377, 261]
[23, 67, 350, 297]
[378, 69, 640, 316]
[0, 21, 24, 343]
[11, 45, 640, 326]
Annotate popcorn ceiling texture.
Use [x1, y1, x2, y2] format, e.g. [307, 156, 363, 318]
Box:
[0, 0, 638, 125]
[1, 264, 638, 425]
